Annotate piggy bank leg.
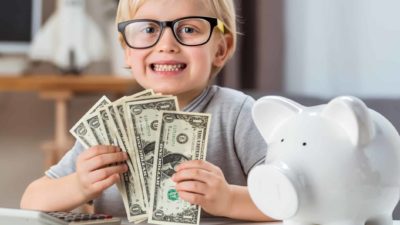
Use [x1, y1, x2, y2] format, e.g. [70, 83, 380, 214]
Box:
[366, 214, 393, 225]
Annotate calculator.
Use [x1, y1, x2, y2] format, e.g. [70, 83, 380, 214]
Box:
[0, 208, 121, 225]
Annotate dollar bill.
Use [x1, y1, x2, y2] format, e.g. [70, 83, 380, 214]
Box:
[95, 89, 157, 147]
[84, 113, 109, 145]
[70, 96, 111, 148]
[70, 92, 151, 222]
[112, 90, 164, 198]
[69, 95, 145, 221]
[96, 107, 115, 145]
[112, 95, 164, 151]
[94, 105, 146, 222]
[106, 89, 159, 222]
[125, 97, 179, 205]
[69, 90, 213, 224]
[106, 103, 148, 222]
[148, 112, 211, 225]
[95, 106, 132, 220]
[104, 89, 154, 149]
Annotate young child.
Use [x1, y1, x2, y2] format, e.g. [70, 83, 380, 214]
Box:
[21, 0, 272, 221]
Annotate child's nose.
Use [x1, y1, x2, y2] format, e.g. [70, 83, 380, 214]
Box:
[155, 28, 180, 53]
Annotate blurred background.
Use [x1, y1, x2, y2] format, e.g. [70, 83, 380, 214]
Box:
[1, 0, 400, 217]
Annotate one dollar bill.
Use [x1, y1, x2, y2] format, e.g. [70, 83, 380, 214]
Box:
[126, 97, 179, 205]
[69, 96, 111, 148]
[149, 112, 211, 225]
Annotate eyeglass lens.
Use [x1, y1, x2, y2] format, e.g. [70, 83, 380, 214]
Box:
[124, 18, 212, 48]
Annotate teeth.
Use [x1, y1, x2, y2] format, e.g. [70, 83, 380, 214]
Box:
[153, 64, 184, 72]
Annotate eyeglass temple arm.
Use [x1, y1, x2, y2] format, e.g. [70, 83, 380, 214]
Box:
[217, 19, 225, 33]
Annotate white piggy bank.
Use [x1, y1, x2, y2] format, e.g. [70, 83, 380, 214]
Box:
[248, 96, 400, 225]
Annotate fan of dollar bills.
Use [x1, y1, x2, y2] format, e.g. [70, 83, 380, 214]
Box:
[70, 89, 211, 225]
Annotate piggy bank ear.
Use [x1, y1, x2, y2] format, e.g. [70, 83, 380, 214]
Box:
[321, 96, 375, 147]
[252, 96, 302, 141]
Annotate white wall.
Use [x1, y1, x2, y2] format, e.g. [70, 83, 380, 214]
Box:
[284, 0, 400, 98]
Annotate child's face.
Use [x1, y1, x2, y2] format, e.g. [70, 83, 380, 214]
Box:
[123, 0, 231, 106]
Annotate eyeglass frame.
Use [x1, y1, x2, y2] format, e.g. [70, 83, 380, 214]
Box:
[117, 16, 225, 49]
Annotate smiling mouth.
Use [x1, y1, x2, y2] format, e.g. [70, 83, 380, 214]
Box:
[151, 63, 187, 72]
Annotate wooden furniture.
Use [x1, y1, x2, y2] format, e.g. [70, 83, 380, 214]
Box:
[0, 75, 139, 169]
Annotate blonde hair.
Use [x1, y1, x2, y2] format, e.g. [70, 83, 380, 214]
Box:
[116, 0, 237, 58]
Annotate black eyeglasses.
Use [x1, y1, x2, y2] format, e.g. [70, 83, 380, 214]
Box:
[118, 16, 225, 49]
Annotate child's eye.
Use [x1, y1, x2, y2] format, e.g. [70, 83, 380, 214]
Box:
[137, 23, 160, 35]
[143, 26, 157, 34]
[177, 26, 199, 35]
[182, 27, 195, 33]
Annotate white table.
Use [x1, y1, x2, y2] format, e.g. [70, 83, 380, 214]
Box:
[121, 219, 399, 225]
[121, 218, 280, 225]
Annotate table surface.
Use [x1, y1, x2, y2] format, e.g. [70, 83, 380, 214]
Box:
[121, 218, 282, 225]
[120, 219, 400, 225]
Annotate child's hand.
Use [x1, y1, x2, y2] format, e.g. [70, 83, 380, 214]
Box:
[172, 160, 233, 217]
[75, 145, 128, 201]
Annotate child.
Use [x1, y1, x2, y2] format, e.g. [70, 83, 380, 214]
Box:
[21, 0, 272, 221]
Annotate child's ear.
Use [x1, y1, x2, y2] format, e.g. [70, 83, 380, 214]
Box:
[213, 33, 233, 67]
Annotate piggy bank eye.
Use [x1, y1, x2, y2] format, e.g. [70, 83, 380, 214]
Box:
[280, 138, 285, 142]
[302, 142, 307, 146]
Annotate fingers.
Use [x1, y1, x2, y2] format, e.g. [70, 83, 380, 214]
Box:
[75, 145, 130, 199]
[81, 145, 121, 160]
[172, 168, 213, 183]
[172, 160, 228, 210]
[177, 190, 205, 206]
[92, 174, 121, 193]
[175, 180, 207, 195]
[173, 160, 225, 183]
[175, 160, 217, 173]
[84, 150, 128, 172]
[88, 164, 128, 184]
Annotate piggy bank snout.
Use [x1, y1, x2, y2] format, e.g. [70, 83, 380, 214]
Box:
[248, 165, 299, 220]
